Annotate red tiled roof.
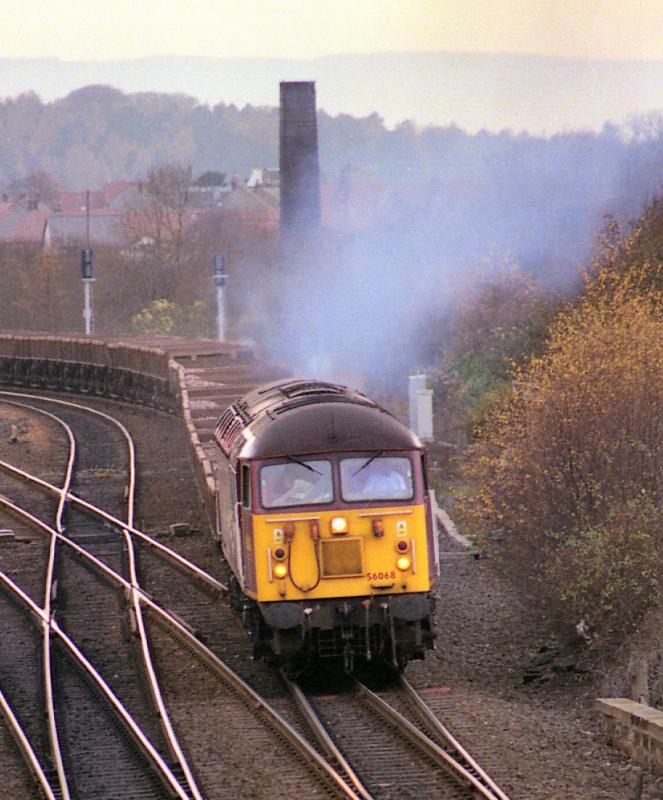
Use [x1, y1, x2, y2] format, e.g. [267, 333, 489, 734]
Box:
[103, 180, 134, 202]
[55, 182, 137, 213]
[56, 191, 106, 213]
[4, 209, 50, 242]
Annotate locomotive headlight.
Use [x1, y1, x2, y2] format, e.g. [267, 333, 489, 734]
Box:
[273, 563, 288, 579]
[396, 556, 411, 572]
[396, 539, 409, 553]
[330, 516, 348, 535]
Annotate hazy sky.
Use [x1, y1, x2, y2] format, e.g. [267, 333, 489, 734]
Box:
[5, 0, 663, 62]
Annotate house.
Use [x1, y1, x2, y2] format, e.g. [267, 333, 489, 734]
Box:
[42, 211, 124, 248]
[54, 181, 139, 213]
[217, 183, 280, 230]
[0, 201, 51, 243]
[246, 168, 280, 188]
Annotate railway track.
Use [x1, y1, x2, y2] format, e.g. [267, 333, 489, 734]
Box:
[0, 393, 201, 798]
[355, 676, 511, 799]
[0, 391, 514, 800]
[0, 579, 55, 797]
[0, 393, 362, 799]
[279, 672, 513, 800]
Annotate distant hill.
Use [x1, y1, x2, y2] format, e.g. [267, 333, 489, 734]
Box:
[2, 51, 663, 134]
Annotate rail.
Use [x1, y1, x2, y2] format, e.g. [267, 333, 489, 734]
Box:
[0, 394, 212, 799]
[31, 394, 203, 799]
[353, 679, 512, 800]
[0, 562, 191, 800]
[0, 397, 76, 799]
[0, 492, 360, 800]
[281, 673, 374, 800]
[0, 445, 227, 595]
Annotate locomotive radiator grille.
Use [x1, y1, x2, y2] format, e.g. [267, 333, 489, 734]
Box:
[320, 538, 363, 578]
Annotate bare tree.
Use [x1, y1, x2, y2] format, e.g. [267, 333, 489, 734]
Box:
[121, 163, 194, 301]
[14, 245, 78, 332]
[4, 171, 60, 207]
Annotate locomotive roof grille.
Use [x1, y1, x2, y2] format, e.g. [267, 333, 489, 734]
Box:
[271, 394, 377, 416]
[215, 407, 246, 455]
[215, 408, 234, 438]
[214, 379, 420, 460]
[279, 381, 348, 398]
[232, 401, 253, 424]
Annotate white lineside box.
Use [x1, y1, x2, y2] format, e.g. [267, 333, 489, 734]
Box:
[408, 374, 427, 432]
[408, 374, 433, 440]
[415, 388, 434, 440]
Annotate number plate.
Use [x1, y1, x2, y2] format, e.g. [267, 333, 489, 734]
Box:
[366, 570, 396, 582]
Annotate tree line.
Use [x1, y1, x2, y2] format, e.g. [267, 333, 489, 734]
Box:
[3, 85, 663, 277]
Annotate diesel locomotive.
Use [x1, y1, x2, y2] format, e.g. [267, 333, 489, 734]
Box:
[213, 379, 439, 673]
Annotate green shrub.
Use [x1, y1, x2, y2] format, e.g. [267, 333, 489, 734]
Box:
[549, 499, 662, 643]
[131, 299, 209, 337]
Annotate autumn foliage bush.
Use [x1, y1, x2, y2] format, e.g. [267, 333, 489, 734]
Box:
[434, 265, 555, 441]
[460, 264, 663, 645]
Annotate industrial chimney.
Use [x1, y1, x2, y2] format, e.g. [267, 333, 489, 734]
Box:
[279, 81, 321, 238]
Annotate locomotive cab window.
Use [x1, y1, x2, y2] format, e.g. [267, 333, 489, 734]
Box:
[421, 454, 429, 492]
[340, 456, 413, 502]
[241, 464, 251, 509]
[260, 459, 333, 509]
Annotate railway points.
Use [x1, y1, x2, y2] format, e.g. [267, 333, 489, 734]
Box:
[0, 394, 202, 798]
[0, 384, 363, 798]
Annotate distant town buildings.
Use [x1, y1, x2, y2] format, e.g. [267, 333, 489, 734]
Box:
[0, 167, 395, 246]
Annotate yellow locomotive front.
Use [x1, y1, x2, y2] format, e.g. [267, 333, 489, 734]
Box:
[215, 380, 439, 672]
[253, 454, 430, 600]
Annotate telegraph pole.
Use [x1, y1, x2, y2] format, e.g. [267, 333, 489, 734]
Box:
[213, 253, 227, 341]
[81, 189, 95, 335]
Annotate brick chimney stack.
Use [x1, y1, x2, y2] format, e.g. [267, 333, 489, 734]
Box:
[279, 81, 321, 238]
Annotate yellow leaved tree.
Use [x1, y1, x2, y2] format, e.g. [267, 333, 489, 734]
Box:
[461, 258, 663, 644]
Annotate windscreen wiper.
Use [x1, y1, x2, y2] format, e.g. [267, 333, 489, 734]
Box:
[352, 450, 385, 476]
[286, 455, 323, 475]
